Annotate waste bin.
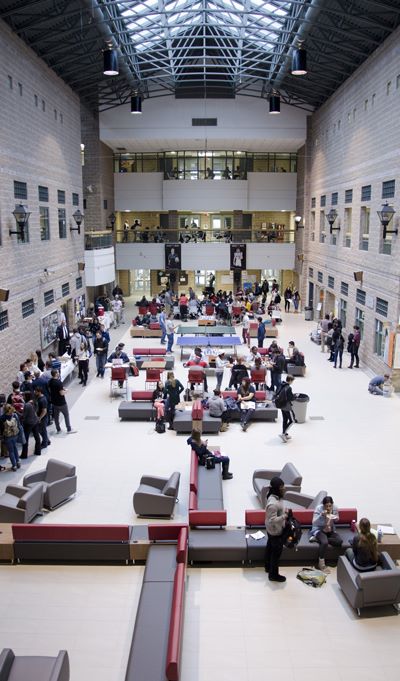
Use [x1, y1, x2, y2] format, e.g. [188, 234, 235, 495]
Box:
[97, 305, 105, 317]
[292, 393, 310, 424]
[304, 306, 313, 321]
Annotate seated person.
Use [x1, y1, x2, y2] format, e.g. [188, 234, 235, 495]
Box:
[152, 380, 165, 421]
[186, 429, 232, 479]
[267, 340, 282, 357]
[345, 518, 379, 572]
[148, 298, 158, 315]
[228, 357, 248, 389]
[310, 495, 343, 573]
[251, 357, 267, 390]
[208, 388, 230, 432]
[237, 377, 256, 432]
[287, 341, 305, 367]
[108, 343, 136, 384]
[137, 295, 148, 307]
[246, 346, 262, 365]
[368, 373, 391, 396]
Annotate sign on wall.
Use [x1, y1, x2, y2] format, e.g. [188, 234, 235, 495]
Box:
[230, 243, 246, 270]
[165, 243, 181, 270]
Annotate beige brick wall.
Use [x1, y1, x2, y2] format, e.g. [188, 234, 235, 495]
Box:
[299, 26, 400, 376]
[0, 20, 84, 393]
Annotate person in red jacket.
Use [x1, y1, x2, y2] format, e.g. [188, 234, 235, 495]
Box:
[185, 348, 208, 392]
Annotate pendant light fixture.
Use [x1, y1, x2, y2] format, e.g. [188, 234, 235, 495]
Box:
[292, 46, 307, 76]
[103, 48, 119, 76]
[269, 93, 281, 114]
[131, 94, 142, 114]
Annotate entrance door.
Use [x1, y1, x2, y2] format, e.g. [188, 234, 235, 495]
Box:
[308, 281, 314, 308]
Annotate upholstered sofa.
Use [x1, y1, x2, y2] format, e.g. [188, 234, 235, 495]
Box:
[283, 489, 327, 510]
[0, 484, 43, 523]
[133, 472, 180, 517]
[0, 649, 69, 681]
[337, 551, 400, 615]
[23, 459, 77, 510]
[220, 391, 278, 422]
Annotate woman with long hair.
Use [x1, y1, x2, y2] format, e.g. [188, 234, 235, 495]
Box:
[346, 518, 378, 571]
[152, 380, 165, 421]
[264, 476, 287, 582]
[164, 371, 184, 430]
[187, 429, 232, 479]
[237, 376, 255, 432]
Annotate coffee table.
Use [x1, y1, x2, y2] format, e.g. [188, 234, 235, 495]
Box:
[372, 524, 400, 561]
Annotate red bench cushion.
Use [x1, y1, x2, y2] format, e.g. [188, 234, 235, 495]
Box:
[189, 510, 227, 527]
[189, 490, 198, 511]
[132, 348, 150, 355]
[149, 323, 161, 330]
[148, 348, 166, 355]
[176, 527, 188, 564]
[166, 562, 186, 681]
[131, 391, 153, 401]
[12, 524, 130, 542]
[148, 524, 188, 541]
[190, 451, 198, 492]
[245, 508, 358, 527]
[192, 399, 203, 420]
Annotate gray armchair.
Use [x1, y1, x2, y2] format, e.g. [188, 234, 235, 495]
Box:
[337, 552, 400, 615]
[283, 489, 327, 510]
[0, 648, 69, 681]
[0, 484, 43, 523]
[253, 462, 302, 507]
[133, 472, 180, 517]
[23, 459, 77, 510]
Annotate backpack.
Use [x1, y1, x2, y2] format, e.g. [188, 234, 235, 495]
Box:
[294, 352, 305, 367]
[11, 392, 25, 415]
[155, 419, 165, 434]
[282, 510, 302, 549]
[296, 568, 327, 588]
[3, 415, 19, 438]
[273, 384, 288, 409]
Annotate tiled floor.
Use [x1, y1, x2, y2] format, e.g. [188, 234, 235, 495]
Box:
[1, 299, 400, 680]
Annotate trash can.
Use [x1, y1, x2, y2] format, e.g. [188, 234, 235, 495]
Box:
[97, 305, 105, 317]
[304, 306, 313, 321]
[292, 393, 310, 424]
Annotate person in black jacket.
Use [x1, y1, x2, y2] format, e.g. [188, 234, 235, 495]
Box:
[270, 349, 286, 392]
[277, 375, 296, 443]
[187, 429, 232, 479]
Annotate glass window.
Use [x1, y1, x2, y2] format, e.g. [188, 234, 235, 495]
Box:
[62, 282, 70, 297]
[339, 299, 347, 328]
[22, 298, 34, 318]
[76, 276, 83, 290]
[382, 180, 395, 199]
[355, 308, 364, 338]
[14, 181, 27, 200]
[72, 193, 79, 206]
[311, 197, 316, 208]
[381, 232, 392, 255]
[58, 208, 66, 239]
[319, 211, 325, 243]
[376, 298, 388, 317]
[341, 282, 348, 296]
[44, 290, 54, 306]
[356, 288, 366, 305]
[317, 271, 323, 283]
[38, 186, 49, 202]
[320, 195, 326, 207]
[133, 269, 150, 291]
[359, 206, 370, 251]
[39, 206, 50, 240]
[345, 189, 353, 203]
[328, 276, 334, 289]
[374, 319, 384, 356]
[195, 270, 215, 286]
[331, 192, 338, 205]
[308, 267, 314, 278]
[0, 310, 9, 331]
[361, 185, 371, 201]
[57, 190, 66, 204]
[343, 208, 352, 247]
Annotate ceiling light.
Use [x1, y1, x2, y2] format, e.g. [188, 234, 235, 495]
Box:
[292, 47, 307, 76]
[269, 94, 280, 114]
[103, 48, 119, 76]
[130, 95, 142, 114]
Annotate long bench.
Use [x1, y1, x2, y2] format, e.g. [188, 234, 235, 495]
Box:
[118, 391, 155, 421]
[173, 399, 220, 434]
[132, 347, 174, 370]
[12, 524, 131, 563]
[220, 391, 278, 421]
[125, 524, 187, 681]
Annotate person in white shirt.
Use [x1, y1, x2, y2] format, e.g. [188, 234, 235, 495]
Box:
[111, 296, 122, 329]
[242, 311, 250, 346]
[166, 315, 176, 353]
[215, 352, 228, 390]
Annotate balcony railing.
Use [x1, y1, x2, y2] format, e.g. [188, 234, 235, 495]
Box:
[115, 228, 295, 244]
[84, 231, 113, 250]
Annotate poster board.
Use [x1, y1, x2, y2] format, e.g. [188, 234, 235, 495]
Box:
[40, 310, 59, 349]
[165, 243, 181, 270]
[230, 243, 246, 270]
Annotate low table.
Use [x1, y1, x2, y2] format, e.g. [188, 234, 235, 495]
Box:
[177, 336, 242, 360]
[176, 325, 236, 336]
[372, 524, 400, 561]
[198, 318, 216, 326]
[141, 360, 167, 370]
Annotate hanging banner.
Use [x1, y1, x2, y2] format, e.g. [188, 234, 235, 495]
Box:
[165, 243, 181, 270]
[230, 243, 246, 270]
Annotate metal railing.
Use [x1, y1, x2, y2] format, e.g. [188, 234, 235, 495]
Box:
[115, 228, 295, 244]
[84, 231, 113, 250]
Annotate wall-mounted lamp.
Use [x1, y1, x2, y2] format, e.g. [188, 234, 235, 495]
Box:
[106, 212, 116, 230]
[70, 209, 84, 235]
[10, 204, 30, 239]
[103, 48, 119, 76]
[353, 271, 364, 284]
[294, 215, 304, 230]
[297, 254, 304, 262]
[325, 208, 339, 234]
[377, 202, 397, 240]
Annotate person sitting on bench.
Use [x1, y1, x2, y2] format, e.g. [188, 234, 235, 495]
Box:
[187, 429, 232, 479]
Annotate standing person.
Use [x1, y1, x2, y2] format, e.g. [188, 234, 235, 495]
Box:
[21, 393, 41, 458]
[349, 325, 361, 368]
[292, 289, 300, 312]
[333, 330, 345, 369]
[215, 352, 228, 390]
[77, 342, 90, 386]
[187, 429, 233, 479]
[237, 377, 256, 432]
[284, 286, 292, 313]
[111, 296, 122, 329]
[164, 289, 172, 316]
[257, 317, 266, 348]
[56, 319, 70, 356]
[34, 386, 50, 449]
[166, 314, 176, 353]
[264, 476, 287, 582]
[93, 331, 107, 378]
[70, 327, 85, 363]
[48, 369, 76, 434]
[270, 348, 285, 393]
[276, 374, 296, 443]
[310, 495, 342, 573]
[320, 314, 330, 352]
[159, 308, 167, 345]
[0, 404, 21, 470]
[164, 372, 184, 430]
[242, 310, 250, 347]
[122, 220, 129, 242]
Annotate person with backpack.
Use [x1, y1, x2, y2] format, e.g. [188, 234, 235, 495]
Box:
[270, 348, 286, 392]
[21, 393, 42, 458]
[274, 375, 296, 443]
[0, 404, 21, 471]
[333, 331, 345, 369]
[310, 495, 343, 573]
[264, 476, 287, 582]
[187, 429, 233, 479]
[349, 325, 361, 368]
[7, 382, 25, 417]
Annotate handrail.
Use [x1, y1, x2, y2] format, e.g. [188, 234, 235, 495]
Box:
[84, 231, 113, 249]
[115, 228, 295, 244]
